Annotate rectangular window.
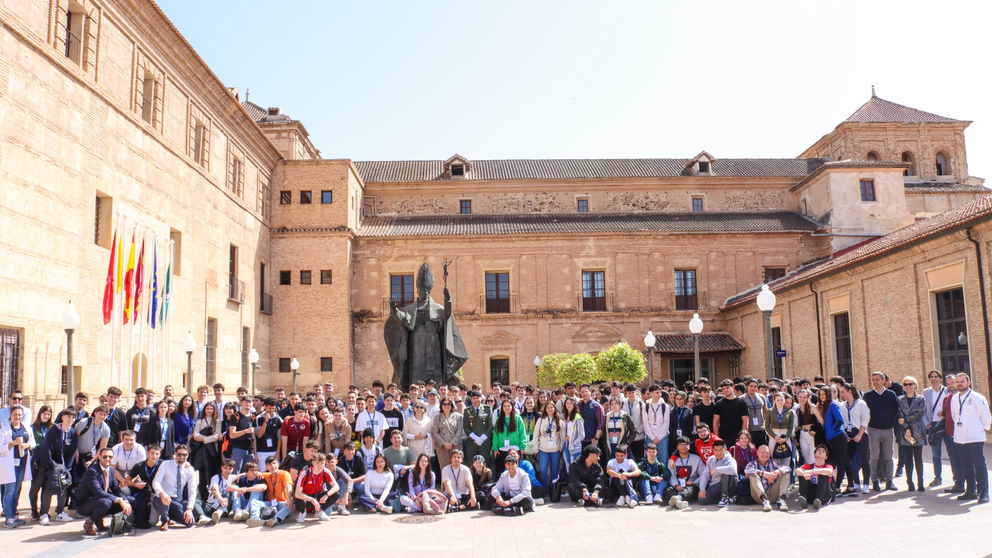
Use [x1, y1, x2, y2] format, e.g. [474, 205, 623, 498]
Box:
[300, 270, 311, 285]
[451, 164, 465, 177]
[300, 191, 312, 204]
[205, 318, 217, 386]
[280, 191, 292, 205]
[279, 270, 291, 285]
[674, 269, 698, 310]
[763, 267, 786, 283]
[669, 357, 714, 387]
[391, 274, 414, 306]
[169, 228, 183, 276]
[193, 122, 206, 166]
[321, 357, 333, 372]
[485, 273, 510, 314]
[460, 200, 472, 214]
[1, 327, 23, 401]
[241, 327, 250, 389]
[490, 358, 510, 387]
[229, 244, 243, 302]
[141, 74, 155, 124]
[692, 198, 703, 212]
[320, 270, 332, 285]
[771, 326, 783, 379]
[833, 312, 853, 382]
[279, 358, 291, 373]
[63, 9, 83, 65]
[935, 288, 970, 374]
[229, 155, 243, 197]
[577, 199, 589, 213]
[860, 179, 876, 202]
[698, 161, 710, 174]
[94, 192, 113, 248]
[581, 271, 606, 312]
[321, 191, 333, 204]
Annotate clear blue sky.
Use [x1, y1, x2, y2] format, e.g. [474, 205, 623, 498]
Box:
[158, 0, 990, 179]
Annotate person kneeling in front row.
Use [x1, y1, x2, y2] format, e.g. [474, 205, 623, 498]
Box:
[489, 455, 534, 516]
[76, 447, 135, 536]
[605, 444, 641, 507]
[151, 444, 201, 530]
[797, 445, 834, 510]
[567, 445, 606, 507]
[744, 445, 791, 512]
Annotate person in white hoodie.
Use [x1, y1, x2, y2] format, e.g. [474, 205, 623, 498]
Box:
[697, 439, 738, 507]
[622, 385, 646, 462]
[641, 385, 671, 461]
[949, 373, 991, 504]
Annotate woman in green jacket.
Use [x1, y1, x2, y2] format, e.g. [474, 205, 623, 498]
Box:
[492, 399, 527, 477]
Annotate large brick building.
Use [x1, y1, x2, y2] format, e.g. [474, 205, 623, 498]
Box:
[1, 0, 989, 410]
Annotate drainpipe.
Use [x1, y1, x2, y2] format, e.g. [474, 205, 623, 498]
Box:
[965, 228, 992, 393]
[810, 283, 824, 378]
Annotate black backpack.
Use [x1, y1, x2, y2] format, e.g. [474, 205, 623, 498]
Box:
[107, 511, 135, 537]
[46, 464, 72, 495]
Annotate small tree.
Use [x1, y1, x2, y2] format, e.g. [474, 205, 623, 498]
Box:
[595, 342, 648, 384]
[556, 353, 599, 386]
[536, 353, 570, 388]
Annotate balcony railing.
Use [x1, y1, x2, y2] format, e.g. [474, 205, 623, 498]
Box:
[260, 292, 273, 315]
[578, 292, 614, 312]
[64, 30, 81, 64]
[228, 276, 245, 303]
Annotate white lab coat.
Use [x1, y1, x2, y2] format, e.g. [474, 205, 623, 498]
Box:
[0, 423, 35, 485]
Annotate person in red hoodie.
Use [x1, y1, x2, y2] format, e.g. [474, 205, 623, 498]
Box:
[939, 374, 964, 494]
[693, 424, 722, 463]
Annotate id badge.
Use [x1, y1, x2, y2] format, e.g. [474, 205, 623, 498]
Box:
[134, 424, 141, 432]
[957, 422, 963, 426]
[752, 417, 759, 426]
[334, 448, 340, 456]
[610, 436, 619, 445]
[678, 478, 686, 487]
[676, 429, 682, 437]
[548, 439, 555, 448]
[504, 439, 510, 448]
[266, 438, 273, 448]
[13, 458, 20, 467]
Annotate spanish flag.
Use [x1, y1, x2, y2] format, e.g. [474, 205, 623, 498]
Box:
[115, 223, 124, 294]
[123, 229, 136, 322]
[132, 235, 145, 324]
[102, 227, 117, 325]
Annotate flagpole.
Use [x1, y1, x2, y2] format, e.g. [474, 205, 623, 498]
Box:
[150, 231, 158, 393]
[118, 215, 128, 392]
[136, 226, 148, 390]
[110, 211, 119, 390]
[161, 239, 169, 394]
[167, 239, 175, 391]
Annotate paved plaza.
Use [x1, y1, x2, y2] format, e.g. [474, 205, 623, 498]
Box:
[8, 446, 992, 558]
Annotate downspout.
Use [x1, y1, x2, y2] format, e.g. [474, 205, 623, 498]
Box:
[810, 283, 824, 378]
[965, 228, 992, 392]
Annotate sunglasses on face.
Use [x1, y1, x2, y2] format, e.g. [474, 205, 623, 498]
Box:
[11, 397, 22, 401]
[175, 453, 189, 458]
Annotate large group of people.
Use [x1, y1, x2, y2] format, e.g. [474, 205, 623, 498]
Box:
[0, 369, 989, 532]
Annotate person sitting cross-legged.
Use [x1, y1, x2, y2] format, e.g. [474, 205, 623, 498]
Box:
[664, 436, 704, 509]
[202, 458, 235, 524]
[637, 442, 671, 504]
[489, 454, 534, 516]
[744, 445, 791, 512]
[604, 444, 641, 507]
[566, 445, 606, 507]
[230, 462, 268, 527]
[698, 439, 738, 507]
[797, 444, 835, 510]
[258, 456, 295, 527]
[441, 449, 478, 511]
[293, 452, 339, 522]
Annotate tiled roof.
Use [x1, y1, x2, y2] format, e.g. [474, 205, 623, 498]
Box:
[844, 96, 962, 124]
[722, 195, 992, 310]
[904, 182, 989, 194]
[241, 101, 266, 123]
[357, 211, 819, 238]
[789, 160, 910, 192]
[354, 158, 825, 183]
[653, 332, 744, 353]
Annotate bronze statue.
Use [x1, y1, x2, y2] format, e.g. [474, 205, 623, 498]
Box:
[384, 262, 467, 389]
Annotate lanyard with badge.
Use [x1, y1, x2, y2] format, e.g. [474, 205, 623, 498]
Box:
[545, 420, 556, 447]
[672, 405, 684, 437]
[609, 415, 621, 445]
[135, 408, 148, 432]
[677, 456, 689, 486]
[957, 390, 972, 426]
[452, 466, 462, 497]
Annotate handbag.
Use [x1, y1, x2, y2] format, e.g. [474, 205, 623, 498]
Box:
[108, 511, 135, 537]
[549, 479, 563, 503]
[927, 422, 945, 446]
[46, 464, 73, 495]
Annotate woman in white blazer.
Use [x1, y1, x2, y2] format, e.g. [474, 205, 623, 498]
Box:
[1, 406, 35, 528]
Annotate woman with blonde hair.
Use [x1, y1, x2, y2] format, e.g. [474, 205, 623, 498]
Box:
[897, 375, 927, 491]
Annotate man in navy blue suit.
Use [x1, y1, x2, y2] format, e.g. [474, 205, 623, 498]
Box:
[75, 447, 134, 535]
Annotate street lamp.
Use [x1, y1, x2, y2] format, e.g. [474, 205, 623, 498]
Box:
[60, 301, 80, 408]
[958, 332, 968, 346]
[643, 330, 656, 385]
[689, 313, 703, 383]
[249, 348, 260, 396]
[533, 355, 542, 388]
[756, 284, 777, 380]
[291, 357, 300, 394]
[183, 331, 196, 396]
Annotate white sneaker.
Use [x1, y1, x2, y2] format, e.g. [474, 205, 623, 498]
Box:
[232, 510, 243, 521]
[675, 499, 689, 510]
[55, 512, 73, 522]
[653, 494, 663, 504]
[246, 518, 265, 527]
[627, 497, 638, 508]
[211, 511, 222, 524]
[197, 516, 211, 526]
[337, 505, 350, 516]
[762, 499, 773, 512]
[616, 496, 626, 507]
[533, 498, 545, 506]
[316, 510, 331, 521]
[295, 512, 306, 523]
[39, 514, 50, 526]
[862, 484, 870, 494]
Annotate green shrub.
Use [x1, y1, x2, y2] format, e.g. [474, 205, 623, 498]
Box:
[536, 353, 570, 387]
[556, 353, 599, 386]
[595, 342, 648, 384]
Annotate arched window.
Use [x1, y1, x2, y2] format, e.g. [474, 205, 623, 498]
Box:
[936, 152, 950, 176]
[866, 151, 879, 161]
[901, 152, 915, 176]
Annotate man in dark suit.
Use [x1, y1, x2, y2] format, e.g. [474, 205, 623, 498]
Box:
[76, 447, 134, 535]
[463, 391, 494, 467]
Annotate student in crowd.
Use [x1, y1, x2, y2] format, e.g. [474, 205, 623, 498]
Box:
[492, 399, 526, 477]
[950, 373, 991, 503]
[383, 430, 415, 478]
[358, 454, 394, 514]
[743, 379, 768, 447]
[811, 386, 847, 494]
[621, 384, 647, 461]
[693, 386, 716, 432]
[797, 445, 834, 510]
[693, 423, 720, 462]
[75, 447, 134, 535]
[293, 452, 339, 521]
[172, 395, 197, 446]
[601, 398, 636, 458]
[764, 392, 796, 474]
[665, 436, 703, 509]
[441, 449, 477, 511]
[697, 439, 738, 507]
[255, 398, 283, 465]
[533, 401, 564, 490]
[636, 442, 670, 504]
[258, 455, 294, 526]
[578, 384, 605, 451]
[31, 407, 77, 524]
[489, 454, 533, 516]
[403, 400, 432, 460]
[839, 383, 871, 495]
[863, 371, 899, 491]
[567, 445, 605, 507]
[795, 389, 819, 465]
[229, 461, 267, 526]
[280, 403, 312, 461]
[151, 444, 199, 530]
[896, 375, 927, 491]
[203, 458, 235, 524]
[432, 397, 463, 471]
[713, 380, 748, 445]
[744, 445, 791, 512]
[104, 389, 127, 445]
[30, 405, 53, 450]
[470, 455, 494, 508]
[75, 405, 111, 489]
[668, 390, 693, 462]
[560, 397, 584, 474]
[125, 443, 161, 529]
[326, 407, 352, 458]
[356, 395, 386, 447]
[604, 444, 640, 507]
[110, 430, 146, 493]
[922, 370, 949, 487]
[228, 397, 256, 474]
[1, 405, 34, 528]
[125, 388, 152, 434]
[191, 401, 222, 501]
[399, 453, 445, 513]
[324, 453, 353, 515]
[140, 400, 175, 460]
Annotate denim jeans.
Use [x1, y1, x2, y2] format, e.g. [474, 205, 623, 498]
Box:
[537, 450, 562, 488]
[231, 448, 253, 475]
[929, 425, 943, 479]
[2, 459, 26, 517]
[639, 478, 668, 500]
[656, 437, 670, 463]
[233, 492, 264, 519]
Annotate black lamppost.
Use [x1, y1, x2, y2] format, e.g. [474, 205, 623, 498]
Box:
[61, 301, 80, 408]
[184, 331, 196, 396]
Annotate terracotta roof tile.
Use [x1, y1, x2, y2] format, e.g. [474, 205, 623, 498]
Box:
[722, 195, 992, 310]
[844, 96, 962, 124]
[354, 158, 824, 183]
[654, 332, 744, 353]
[904, 182, 989, 194]
[357, 211, 819, 238]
